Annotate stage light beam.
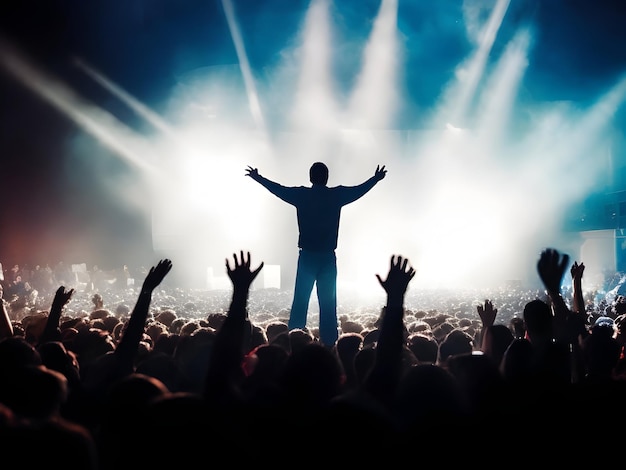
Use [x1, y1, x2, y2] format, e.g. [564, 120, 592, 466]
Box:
[435, 0, 511, 128]
[221, 0, 268, 138]
[0, 38, 158, 176]
[290, 0, 339, 136]
[346, 0, 400, 130]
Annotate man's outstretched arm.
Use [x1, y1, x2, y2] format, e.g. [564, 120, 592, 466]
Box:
[341, 164, 387, 205]
[246, 166, 295, 203]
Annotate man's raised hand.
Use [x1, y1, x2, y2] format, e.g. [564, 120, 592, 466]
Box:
[374, 165, 387, 181]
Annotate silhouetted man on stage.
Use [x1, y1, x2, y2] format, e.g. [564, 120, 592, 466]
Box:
[246, 162, 387, 347]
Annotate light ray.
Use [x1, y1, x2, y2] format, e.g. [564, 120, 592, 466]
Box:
[291, 0, 339, 135]
[346, 0, 400, 130]
[435, 0, 511, 128]
[221, 0, 268, 138]
[0, 38, 158, 176]
[73, 57, 176, 139]
[474, 28, 531, 148]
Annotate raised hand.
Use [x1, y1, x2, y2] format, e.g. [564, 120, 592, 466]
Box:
[204, 251, 263, 404]
[245, 166, 260, 180]
[570, 261, 585, 282]
[376, 255, 415, 301]
[51, 285, 75, 311]
[537, 248, 579, 346]
[40, 285, 75, 345]
[374, 164, 387, 181]
[537, 248, 570, 295]
[477, 299, 498, 328]
[226, 250, 264, 291]
[140, 259, 173, 294]
[570, 260, 586, 317]
[115, 259, 172, 367]
[366, 254, 415, 404]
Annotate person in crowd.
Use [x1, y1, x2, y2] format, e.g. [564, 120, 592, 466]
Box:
[245, 162, 387, 347]
[334, 331, 364, 390]
[407, 332, 439, 364]
[4, 244, 626, 466]
[477, 299, 514, 369]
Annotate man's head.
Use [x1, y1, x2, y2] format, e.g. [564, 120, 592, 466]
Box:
[309, 162, 329, 186]
[523, 299, 553, 342]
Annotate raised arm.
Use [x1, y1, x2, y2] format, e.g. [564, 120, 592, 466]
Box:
[477, 299, 500, 361]
[339, 165, 387, 205]
[364, 254, 415, 405]
[570, 261, 585, 315]
[114, 259, 172, 369]
[246, 165, 288, 194]
[204, 251, 264, 405]
[569, 259, 589, 383]
[537, 248, 570, 326]
[39, 285, 75, 345]
[537, 248, 586, 346]
[246, 165, 301, 207]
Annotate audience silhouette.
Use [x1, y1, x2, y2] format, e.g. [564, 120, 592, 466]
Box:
[3, 240, 626, 466]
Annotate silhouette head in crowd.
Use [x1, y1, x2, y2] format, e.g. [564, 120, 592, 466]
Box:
[407, 332, 439, 364]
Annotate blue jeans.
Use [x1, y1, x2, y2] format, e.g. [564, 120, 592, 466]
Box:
[288, 249, 338, 347]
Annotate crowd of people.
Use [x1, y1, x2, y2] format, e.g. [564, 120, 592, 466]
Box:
[1, 246, 625, 467]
